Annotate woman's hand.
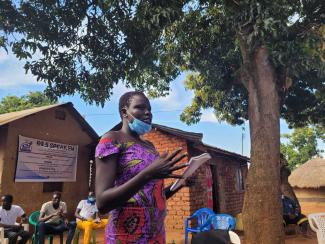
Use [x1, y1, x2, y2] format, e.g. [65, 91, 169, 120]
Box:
[142, 148, 187, 180]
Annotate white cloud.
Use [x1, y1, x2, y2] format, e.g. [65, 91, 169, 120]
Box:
[0, 50, 40, 88]
[200, 110, 219, 123]
[152, 88, 183, 110]
[0, 50, 10, 63]
[151, 75, 193, 110]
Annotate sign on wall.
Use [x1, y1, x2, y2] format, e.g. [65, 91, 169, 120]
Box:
[15, 135, 78, 182]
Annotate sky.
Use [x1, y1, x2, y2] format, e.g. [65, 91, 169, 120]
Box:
[0, 49, 323, 158]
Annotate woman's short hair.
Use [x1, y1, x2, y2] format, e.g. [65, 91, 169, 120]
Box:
[118, 91, 147, 117]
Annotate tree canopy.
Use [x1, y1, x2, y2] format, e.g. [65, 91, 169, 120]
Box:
[0, 91, 57, 114]
[1, 1, 324, 243]
[281, 126, 324, 170]
[0, 1, 323, 127]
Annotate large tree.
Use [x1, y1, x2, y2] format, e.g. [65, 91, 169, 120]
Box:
[1, 1, 324, 243]
[0, 91, 57, 114]
[281, 126, 324, 170]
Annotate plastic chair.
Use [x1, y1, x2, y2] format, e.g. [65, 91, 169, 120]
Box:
[229, 230, 241, 244]
[308, 213, 325, 244]
[210, 213, 236, 230]
[184, 208, 215, 244]
[29, 210, 64, 244]
[0, 227, 9, 244]
[73, 227, 96, 244]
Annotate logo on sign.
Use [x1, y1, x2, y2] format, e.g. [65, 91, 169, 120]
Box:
[20, 141, 32, 152]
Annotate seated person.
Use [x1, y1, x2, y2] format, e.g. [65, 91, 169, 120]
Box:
[282, 194, 308, 233]
[0, 194, 30, 244]
[38, 191, 76, 244]
[280, 158, 309, 234]
[74, 191, 108, 244]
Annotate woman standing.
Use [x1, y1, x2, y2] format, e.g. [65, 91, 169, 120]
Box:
[95, 91, 187, 243]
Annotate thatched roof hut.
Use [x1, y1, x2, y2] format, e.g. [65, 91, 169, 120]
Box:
[289, 158, 325, 188]
[288, 158, 325, 215]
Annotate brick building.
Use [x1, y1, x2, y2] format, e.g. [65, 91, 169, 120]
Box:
[143, 124, 250, 232]
[0, 103, 98, 218]
[109, 122, 249, 232]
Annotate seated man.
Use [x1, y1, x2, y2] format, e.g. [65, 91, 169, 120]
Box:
[0, 194, 30, 244]
[38, 191, 76, 244]
[74, 191, 108, 244]
[280, 159, 309, 234]
[282, 194, 308, 233]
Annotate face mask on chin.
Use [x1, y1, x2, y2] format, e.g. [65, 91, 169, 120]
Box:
[127, 112, 152, 135]
[87, 197, 96, 204]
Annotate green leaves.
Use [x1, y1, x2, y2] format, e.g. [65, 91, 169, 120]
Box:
[0, 91, 57, 114]
[0, 0, 324, 127]
[281, 126, 324, 170]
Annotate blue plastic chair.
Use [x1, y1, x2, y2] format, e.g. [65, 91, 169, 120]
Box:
[202, 213, 236, 231]
[185, 208, 215, 244]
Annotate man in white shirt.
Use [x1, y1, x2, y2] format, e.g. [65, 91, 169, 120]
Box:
[0, 194, 30, 244]
[74, 192, 108, 244]
[38, 191, 76, 244]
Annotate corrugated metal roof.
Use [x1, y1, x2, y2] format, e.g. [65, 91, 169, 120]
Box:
[0, 103, 63, 126]
[152, 124, 203, 143]
[0, 103, 98, 140]
[152, 124, 249, 161]
[202, 143, 250, 162]
[109, 122, 250, 162]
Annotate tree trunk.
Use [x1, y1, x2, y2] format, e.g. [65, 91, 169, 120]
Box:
[242, 46, 284, 244]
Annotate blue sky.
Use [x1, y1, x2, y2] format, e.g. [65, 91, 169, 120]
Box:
[1, 49, 323, 157]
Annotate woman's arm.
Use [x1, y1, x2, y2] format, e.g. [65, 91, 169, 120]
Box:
[95, 154, 151, 214]
[96, 132, 187, 214]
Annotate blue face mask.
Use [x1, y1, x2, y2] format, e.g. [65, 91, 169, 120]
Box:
[87, 197, 96, 205]
[127, 113, 152, 135]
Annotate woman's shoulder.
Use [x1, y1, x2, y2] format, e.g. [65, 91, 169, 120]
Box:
[100, 131, 127, 143]
[96, 131, 123, 158]
[101, 131, 120, 140]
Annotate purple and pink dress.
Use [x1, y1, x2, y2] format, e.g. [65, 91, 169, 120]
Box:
[95, 137, 167, 244]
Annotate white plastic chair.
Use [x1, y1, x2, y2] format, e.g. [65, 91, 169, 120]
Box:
[308, 213, 325, 244]
[0, 227, 9, 244]
[16, 223, 29, 241]
[229, 230, 241, 244]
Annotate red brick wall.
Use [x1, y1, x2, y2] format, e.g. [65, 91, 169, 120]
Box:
[144, 129, 191, 232]
[187, 148, 212, 214]
[144, 129, 212, 232]
[144, 129, 248, 232]
[212, 156, 247, 215]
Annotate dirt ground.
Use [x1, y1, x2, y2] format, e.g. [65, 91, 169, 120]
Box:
[52, 229, 317, 244]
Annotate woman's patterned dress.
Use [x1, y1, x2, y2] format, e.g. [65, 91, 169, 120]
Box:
[95, 137, 166, 244]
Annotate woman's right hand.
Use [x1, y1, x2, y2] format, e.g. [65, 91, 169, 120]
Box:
[142, 148, 188, 180]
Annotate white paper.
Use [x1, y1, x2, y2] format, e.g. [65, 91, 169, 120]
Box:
[15, 135, 78, 182]
[170, 153, 212, 191]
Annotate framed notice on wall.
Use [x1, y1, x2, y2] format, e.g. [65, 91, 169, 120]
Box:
[15, 135, 78, 182]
